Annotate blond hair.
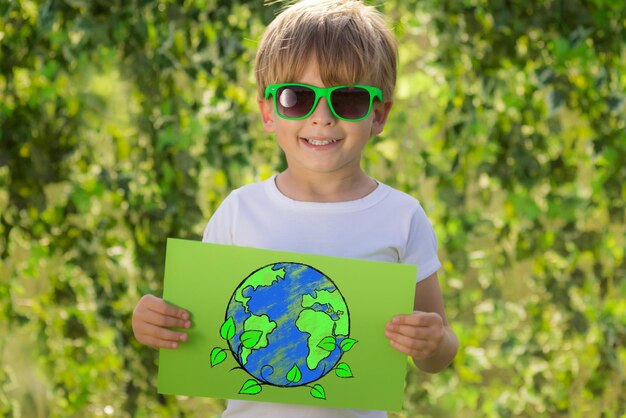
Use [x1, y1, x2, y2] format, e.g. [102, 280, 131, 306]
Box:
[255, 0, 397, 101]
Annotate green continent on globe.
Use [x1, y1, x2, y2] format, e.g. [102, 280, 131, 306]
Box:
[240, 314, 277, 366]
[302, 289, 349, 336]
[295, 310, 336, 370]
[235, 265, 286, 312]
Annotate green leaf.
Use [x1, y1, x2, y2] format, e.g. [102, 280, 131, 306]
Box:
[70, 188, 91, 214]
[210, 347, 227, 367]
[239, 379, 262, 395]
[339, 338, 358, 352]
[286, 363, 302, 383]
[335, 362, 353, 378]
[240, 330, 263, 348]
[317, 336, 336, 352]
[220, 317, 235, 340]
[310, 384, 326, 400]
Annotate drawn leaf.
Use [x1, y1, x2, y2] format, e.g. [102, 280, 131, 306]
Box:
[317, 336, 336, 352]
[340, 338, 358, 352]
[335, 362, 354, 378]
[239, 379, 262, 395]
[210, 347, 227, 367]
[220, 317, 235, 340]
[287, 363, 302, 383]
[241, 330, 263, 348]
[310, 384, 326, 400]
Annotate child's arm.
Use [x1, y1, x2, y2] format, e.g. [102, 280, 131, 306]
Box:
[385, 273, 458, 373]
[131, 295, 192, 349]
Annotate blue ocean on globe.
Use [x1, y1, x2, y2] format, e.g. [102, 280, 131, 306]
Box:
[226, 262, 350, 387]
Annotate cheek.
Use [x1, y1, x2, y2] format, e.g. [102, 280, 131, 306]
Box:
[274, 126, 300, 150]
[277, 115, 307, 132]
[351, 123, 374, 143]
[273, 121, 297, 138]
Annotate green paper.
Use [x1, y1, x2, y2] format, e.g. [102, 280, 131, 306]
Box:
[157, 238, 416, 411]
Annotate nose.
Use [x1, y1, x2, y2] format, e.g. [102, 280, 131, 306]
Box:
[310, 98, 336, 126]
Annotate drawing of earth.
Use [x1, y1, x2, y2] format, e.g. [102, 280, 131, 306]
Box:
[225, 262, 350, 387]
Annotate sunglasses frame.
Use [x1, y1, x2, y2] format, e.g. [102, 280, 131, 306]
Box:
[264, 83, 383, 122]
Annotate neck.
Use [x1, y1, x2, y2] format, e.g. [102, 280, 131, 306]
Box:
[275, 169, 377, 202]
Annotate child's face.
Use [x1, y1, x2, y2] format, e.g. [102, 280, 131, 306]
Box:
[258, 60, 392, 178]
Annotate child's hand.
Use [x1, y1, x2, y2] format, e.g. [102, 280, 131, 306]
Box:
[132, 295, 191, 349]
[385, 311, 444, 360]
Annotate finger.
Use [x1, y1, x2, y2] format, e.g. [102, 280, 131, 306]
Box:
[388, 337, 420, 357]
[143, 295, 190, 320]
[141, 309, 191, 329]
[140, 323, 188, 343]
[391, 314, 423, 327]
[387, 323, 433, 340]
[387, 333, 434, 358]
[392, 312, 440, 327]
[385, 328, 429, 349]
[390, 340, 429, 358]
[140, 334, 183, 350]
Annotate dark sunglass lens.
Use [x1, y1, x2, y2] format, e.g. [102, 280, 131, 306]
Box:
[276, 86, 315, 118]
[331, 87, 370, 119]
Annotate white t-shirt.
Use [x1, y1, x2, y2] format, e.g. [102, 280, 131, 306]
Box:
[202, 175, 441, 418]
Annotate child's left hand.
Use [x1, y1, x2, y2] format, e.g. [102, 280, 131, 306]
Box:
[385, 311, 445, 360]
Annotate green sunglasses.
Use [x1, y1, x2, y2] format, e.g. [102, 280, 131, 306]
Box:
[264, 83, 383, 122]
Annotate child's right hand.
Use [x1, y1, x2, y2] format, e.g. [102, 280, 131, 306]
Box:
[132, 294, 191, 349]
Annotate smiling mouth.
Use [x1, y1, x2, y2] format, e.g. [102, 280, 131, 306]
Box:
[300, 137, 342, 146]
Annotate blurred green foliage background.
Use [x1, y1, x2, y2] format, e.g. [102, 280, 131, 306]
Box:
[1, 0, 625, 417]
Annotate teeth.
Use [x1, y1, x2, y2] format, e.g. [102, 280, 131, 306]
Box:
[304, 138, 339, 146]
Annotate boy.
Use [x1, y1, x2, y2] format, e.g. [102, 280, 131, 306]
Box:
[132, 0, 458, 417]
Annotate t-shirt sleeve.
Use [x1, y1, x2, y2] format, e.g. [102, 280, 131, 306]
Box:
[402, 203, 441, 282]
[202, 191, 238, 245]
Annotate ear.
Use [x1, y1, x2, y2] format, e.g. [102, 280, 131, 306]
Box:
[258, 98, 276, 133]
[370, 100, 393, 136]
